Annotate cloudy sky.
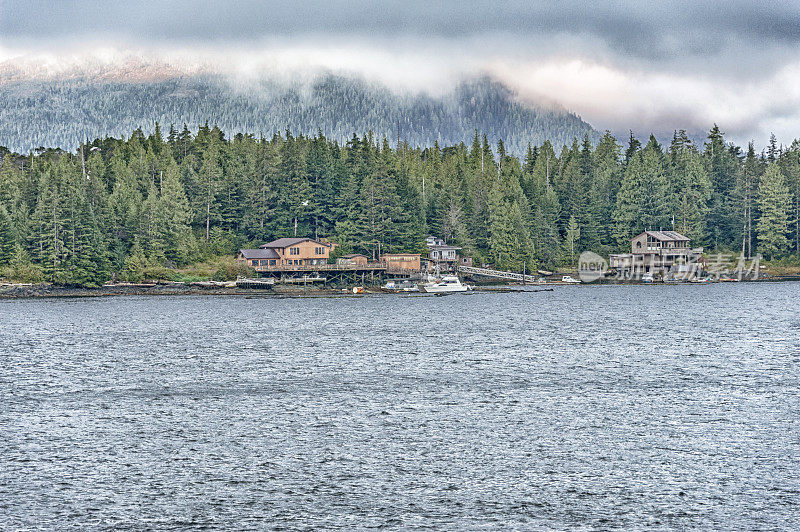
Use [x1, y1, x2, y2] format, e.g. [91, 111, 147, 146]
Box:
[2, 0, 800, 146]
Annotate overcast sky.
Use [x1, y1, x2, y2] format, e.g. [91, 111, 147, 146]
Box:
[2, 0, 800, 145]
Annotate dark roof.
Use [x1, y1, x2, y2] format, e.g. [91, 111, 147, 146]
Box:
[239, 248, 280, 260]
[260, 237, 332, 249]
[642, 230, 690, 241]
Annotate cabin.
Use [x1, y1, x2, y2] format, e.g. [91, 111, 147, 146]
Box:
[609, 230, 703, 278]
[237, 237, 335, 270]
[380, 253, 421, 274]
[337, 253, 368, 266]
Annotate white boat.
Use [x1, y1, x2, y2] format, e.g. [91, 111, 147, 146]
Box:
[420, 275, 472, 293]
[561, 275, 581, 284]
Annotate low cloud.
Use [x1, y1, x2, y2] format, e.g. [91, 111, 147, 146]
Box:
[3, 1, 800, 146]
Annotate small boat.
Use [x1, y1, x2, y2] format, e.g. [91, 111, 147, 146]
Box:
[641, 273, 655, 283]
[561, 275, 581, 284]
[382, 279, 419, 292]
[420, 275, 472, 293]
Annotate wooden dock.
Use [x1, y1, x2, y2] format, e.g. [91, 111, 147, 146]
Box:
[250, 262, 388, 274]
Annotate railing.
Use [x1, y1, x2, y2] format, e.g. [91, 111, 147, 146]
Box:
[457, 265, 538, 283]
[251, 261, 388, 273]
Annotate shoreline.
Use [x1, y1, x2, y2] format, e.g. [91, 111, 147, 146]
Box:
[2, 276, 800, 299]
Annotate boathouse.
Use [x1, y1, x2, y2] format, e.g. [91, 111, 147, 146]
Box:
[380, 253, 421, 274]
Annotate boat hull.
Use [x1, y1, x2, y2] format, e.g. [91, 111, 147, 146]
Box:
[420, 284, 471, 293]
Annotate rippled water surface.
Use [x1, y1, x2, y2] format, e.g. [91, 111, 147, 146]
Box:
[2, 284, 800, 530]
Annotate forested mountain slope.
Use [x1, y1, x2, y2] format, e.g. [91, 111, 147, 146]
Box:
[0, 72, 598, 155]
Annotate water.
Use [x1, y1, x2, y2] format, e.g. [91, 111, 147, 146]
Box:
[1, 284, 799, 530]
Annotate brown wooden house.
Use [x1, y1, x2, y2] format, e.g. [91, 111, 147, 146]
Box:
[238, 237, 335, 270]
[380, 253, 421, 274]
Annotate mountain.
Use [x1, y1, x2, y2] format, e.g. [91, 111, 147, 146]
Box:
[0, 68, 599, 155]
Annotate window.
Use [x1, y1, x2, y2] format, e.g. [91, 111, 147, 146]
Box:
[269, 260, 276, 266]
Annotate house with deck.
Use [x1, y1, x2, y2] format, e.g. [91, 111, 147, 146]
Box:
[237, 237, 335, 270]
[426, 236, 461, 272]
[609, 230, 703, 278]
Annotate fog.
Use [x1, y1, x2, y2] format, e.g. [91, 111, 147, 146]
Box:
[3, 1, 800, 147]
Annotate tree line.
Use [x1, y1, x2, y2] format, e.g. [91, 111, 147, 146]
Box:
[0, 123, 798, 286]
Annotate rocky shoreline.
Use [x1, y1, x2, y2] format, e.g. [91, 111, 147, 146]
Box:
[3, 275, 800, 299]
[0, 282, 299, 299]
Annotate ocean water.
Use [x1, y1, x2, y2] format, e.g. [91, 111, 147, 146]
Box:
[1, 284, 799, 530]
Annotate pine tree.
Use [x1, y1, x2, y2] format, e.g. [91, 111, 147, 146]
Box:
[561, 215, 580, 266]
[198, 136, 223, 242]
[669, 131, 711, 242]
[160, 160, 194, 263]
[592, 131, 622, 248]
[613, 141, 670, 248]
[624, 131, 641, 165]
[779, 140, 800, 256]
[756, 165, 791, 259]
[0, 205, 14, 266]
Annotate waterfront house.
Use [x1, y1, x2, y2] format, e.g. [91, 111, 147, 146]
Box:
[609, 230, 703, 278]
[238, 237, 335, 270]
[426, 235, 461, 272]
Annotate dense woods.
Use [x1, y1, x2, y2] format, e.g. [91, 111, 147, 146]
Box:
[1, 123, 799, 286]
[0, 75, 596, 156]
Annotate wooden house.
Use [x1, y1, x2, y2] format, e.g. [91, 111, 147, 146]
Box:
[337, 253, 369, 266]
[426, 235, 461, 272]
[238, 237, 334, 270]
[609, 230, 703, 278]
[237, 248, 280, 269]
[380, 253, 421, 273]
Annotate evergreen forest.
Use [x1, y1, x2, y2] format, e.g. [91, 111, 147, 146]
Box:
[1, 123, 799, 286]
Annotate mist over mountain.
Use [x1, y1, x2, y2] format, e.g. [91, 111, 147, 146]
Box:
[0, 68, 598, 155]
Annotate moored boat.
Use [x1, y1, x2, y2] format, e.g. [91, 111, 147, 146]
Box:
[420, 275, 472, 293]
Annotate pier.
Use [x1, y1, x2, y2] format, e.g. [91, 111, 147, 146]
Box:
[457, 265, 538, 283]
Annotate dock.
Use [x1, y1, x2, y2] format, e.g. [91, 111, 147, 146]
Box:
[457, 265, 538, 283]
